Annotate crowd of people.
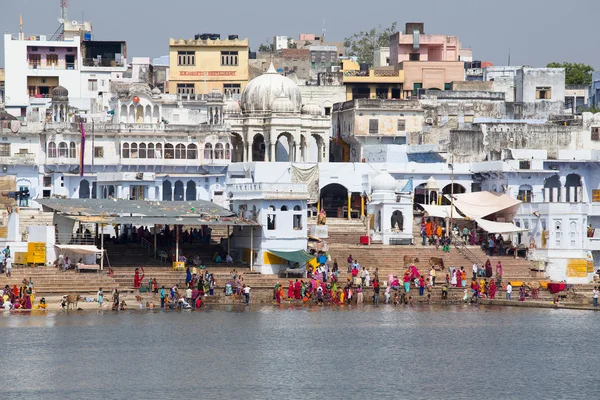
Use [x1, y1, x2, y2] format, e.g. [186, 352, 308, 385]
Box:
[0, 280, 46, 310]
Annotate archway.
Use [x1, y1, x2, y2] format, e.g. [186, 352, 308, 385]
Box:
[310, 134, 322, 162]
[231, 133, 244, 162]
[565, 173, 582, 203]
[252, 134, 265, 162]
[275, 133, 292, 162]
[174, 180, 184, 201]
[544, 175, 561, 202]
[136, 105, 143, 123]
[79, 179, 90, 199]
[186, 181, 196, 201]
[441, 183, 466, 205]
[320, 183, 348, 218]
[518, 184, 533, 203]
[391, 210, 404, 231]
[120, 105, 127, 123]
[414, 183, 427, 208]
[162, 180, 172, 201]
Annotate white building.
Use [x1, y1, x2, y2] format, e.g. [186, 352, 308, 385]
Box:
[373, 47, 390, 67]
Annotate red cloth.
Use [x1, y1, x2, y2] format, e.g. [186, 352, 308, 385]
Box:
[547, 283, 566, 294]
[287, 282, 294, 299]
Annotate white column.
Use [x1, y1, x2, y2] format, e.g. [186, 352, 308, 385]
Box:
[569, 186, 575, 203]
[544, 188, 550, 202]
[247, 142, 252, 162]
[294, 144, 301, 162]
[560, 187, 567, 203]
[183, 186, 188, 201]
[552, 188, 558, 203]
[270, 143, 276, 162]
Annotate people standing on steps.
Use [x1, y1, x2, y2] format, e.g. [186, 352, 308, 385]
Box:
[243, 284, 250, 305]
[160, 286, 166, 308]
[472, 263, 478, 280]
[347, 255, 353, 272]
[97, 288, 104, 308]
[506, 282, 513, 300]
[430, 266, 437, 286]
[373, 280, 380, 304]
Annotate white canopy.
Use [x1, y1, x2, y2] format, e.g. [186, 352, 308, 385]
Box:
[449, 191, 522, 221]
[55, 245, 102, 255]
[474, 218, 528, 234]
[419, 204, 464, 220]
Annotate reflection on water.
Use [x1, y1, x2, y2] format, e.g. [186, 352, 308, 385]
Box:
[1, 305, 598, 399]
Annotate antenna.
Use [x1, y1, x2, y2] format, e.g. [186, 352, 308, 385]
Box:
[60, 0, 68, 22]
[508, 48, 511, 66]
[322, 18, 326, 42]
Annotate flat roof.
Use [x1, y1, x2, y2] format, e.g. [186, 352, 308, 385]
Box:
[37, 199, 260, 227]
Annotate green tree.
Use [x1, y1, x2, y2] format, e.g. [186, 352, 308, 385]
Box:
[258, 38, 273, 53]
[344, 22, 397, 65]
[547, 62, 594, 85]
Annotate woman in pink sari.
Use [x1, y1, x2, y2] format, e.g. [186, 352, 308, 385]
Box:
[287, 281, 294, 299]
[133, 268, 145, 289]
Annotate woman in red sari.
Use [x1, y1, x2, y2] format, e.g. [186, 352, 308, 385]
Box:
[489, 280, 497, 299]
[294, 280, 301, 299]
[133, 268, 145, 289]
[287, 281, 294, 299]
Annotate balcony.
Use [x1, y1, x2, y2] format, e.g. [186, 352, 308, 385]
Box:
[82, 58, 125, 68]
[28, 62, 76, 70]
[343, 68, 403, 83]
[227, 182, 308, 200]
[0, 153, 36, 165]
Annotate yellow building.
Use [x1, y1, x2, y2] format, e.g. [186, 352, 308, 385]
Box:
[168, 35, 249, 96]
[341, 59, 405, 101]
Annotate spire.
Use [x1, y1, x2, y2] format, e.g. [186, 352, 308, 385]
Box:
[267, 62, 277, 74]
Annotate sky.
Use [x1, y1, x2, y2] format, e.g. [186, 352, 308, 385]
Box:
[1, 0, 599, 69]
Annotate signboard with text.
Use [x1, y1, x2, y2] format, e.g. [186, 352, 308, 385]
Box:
[179, 71, 237, 77]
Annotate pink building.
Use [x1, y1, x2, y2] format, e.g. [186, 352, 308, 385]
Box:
[389, 23, 472, 64]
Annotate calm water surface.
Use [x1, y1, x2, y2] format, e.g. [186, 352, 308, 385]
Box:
[1, 305, 597, 399]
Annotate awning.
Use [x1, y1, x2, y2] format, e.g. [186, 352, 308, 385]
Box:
[474, 218, 528, 234]
[449, 191, 522, 220]
[267, 250, 315, 264]
[419, 204, 464, 220]
[55, 245, 103, 254]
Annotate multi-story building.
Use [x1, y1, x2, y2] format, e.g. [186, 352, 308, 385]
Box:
[168, 34, 249, 98]
[3, 23, 127, 119]
[389, 23, 470, 97]
[341, 59, 404, 101]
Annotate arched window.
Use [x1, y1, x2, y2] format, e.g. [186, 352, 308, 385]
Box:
[164, 144, 174, 159]
[48, 142, 57, 158]
[139, 143, 147, 159]
[518, 185, 533, 203]
[204, 143, 213, 160]
[268, 205, 275, 211]
[155, 143, 162, 159]
[130, 143, 138, 158]
[147, 143, 154, 159]
[281, 205, 288, 211]
[175, 144, 186, 159]
[58, 142, 68, 158]
[225, 143, 231, 159]
[215, 143, 224, 159]
[293, 205, 301, 211]
[69, 141, 76, 158]
[187, 144, 197, 159]
[122, 143, 130, 158]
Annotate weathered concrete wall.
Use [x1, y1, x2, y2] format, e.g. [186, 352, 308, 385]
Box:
[451, 81, 493, 91]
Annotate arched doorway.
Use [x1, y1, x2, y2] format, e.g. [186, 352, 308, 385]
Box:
[186, 181, 196, 201]
[544, 175, 561, 202]
[565, 174, 582, 203]
[413, 183, 427, 208]
[441, 183, 466, 205]
[320, 183, 348, 218]
[231, 132, 244, 162]
[162, 180, 172, 201]
[391, 210, 404, 231]
[79, 179, 90, 199]
[275, 132, 292, 162]
[174, 180, 184, 201]
[136, 105, 143, 123]
[252, 134, 265, 162]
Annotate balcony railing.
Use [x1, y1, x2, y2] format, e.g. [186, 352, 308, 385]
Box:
[82, 58, 125, 68]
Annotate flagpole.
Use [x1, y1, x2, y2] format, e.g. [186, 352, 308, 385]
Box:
[80, 121, 86, 177]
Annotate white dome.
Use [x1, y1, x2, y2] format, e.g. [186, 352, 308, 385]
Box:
[271, 93, 295, 113]
[425, 176, 438, 190]
[301, 102, 323, 116]
[223, 97, 241, 114]
[241, 63, 302, 113]
[372, 171, 397, 192]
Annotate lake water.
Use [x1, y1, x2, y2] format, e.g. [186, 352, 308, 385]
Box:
[1, 305, 598, 399]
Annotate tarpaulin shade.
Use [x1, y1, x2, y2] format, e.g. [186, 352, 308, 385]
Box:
[474, 218, 528, 234]
[55, 245, 103, 254]
[267, 250, 315, 264]
[419, 204, 465, 220]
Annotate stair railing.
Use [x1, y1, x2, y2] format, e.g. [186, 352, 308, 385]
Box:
[453, 238, 484, 266]
[140, 237, 154, 255]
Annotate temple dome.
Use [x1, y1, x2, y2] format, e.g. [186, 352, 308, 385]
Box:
[51, 85, 69, 101]
[425, 176, 439, 190]
[223, 97, 242, 114]
[240, 63, 302, 113]
[207, 89, 224, 102]
[301, 102, 323, 116]
[271, 93, 295, 113]
[372, 171, 397, 192]
[128, 82, 152, 98]
[151, 87, 161, 95]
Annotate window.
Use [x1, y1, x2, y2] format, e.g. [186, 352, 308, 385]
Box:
[58, 142, 68, 158]
[67, 48, 73, 52]
[223, 84, 241, 96]
[122, 143, 129, 158]
[369, 119, 379, 134]
[215, 143, 224, 159]
[592, 127, 600, 141]
[88, 79, 98, 91]
[164, 144, 174, 159]
[186, 144, 197, 159]
[155, 143, 162, 158]
[147, 143, 155, 159]
[375, 88, 388, 99]
[47, 142, 57, 158]
[177, 51, 195, 66]
[324, 107, 331, 116]
[175, 144, 186, 159]
[519, 161, 531, 170]
[69, 142, 76, 158]
[267, 214, 276, 230]
[94, 146, 104, 158]
[281, 205, 288, 211]
[46, 54, 58, 66]
[176, 83, 195, 95]
[29, 54, 41, 68]
[518, 186, 533, 203]
[204, 143, 213, 160]
[0, 143, 10, 157]
[139, 143, 147, 159]
[130, 143, 138, 158]
[444, 83, 452, 90]
[225, 143, 230, 159]
[409, 53, 420, 61]
[397, 119, 406, 131]
[43, 176, 52, 187]
[293, 205, 301, 211]
[536, 86, 551, 100]
[220, 51, 239, 66]
[293, 214, 303, 230]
